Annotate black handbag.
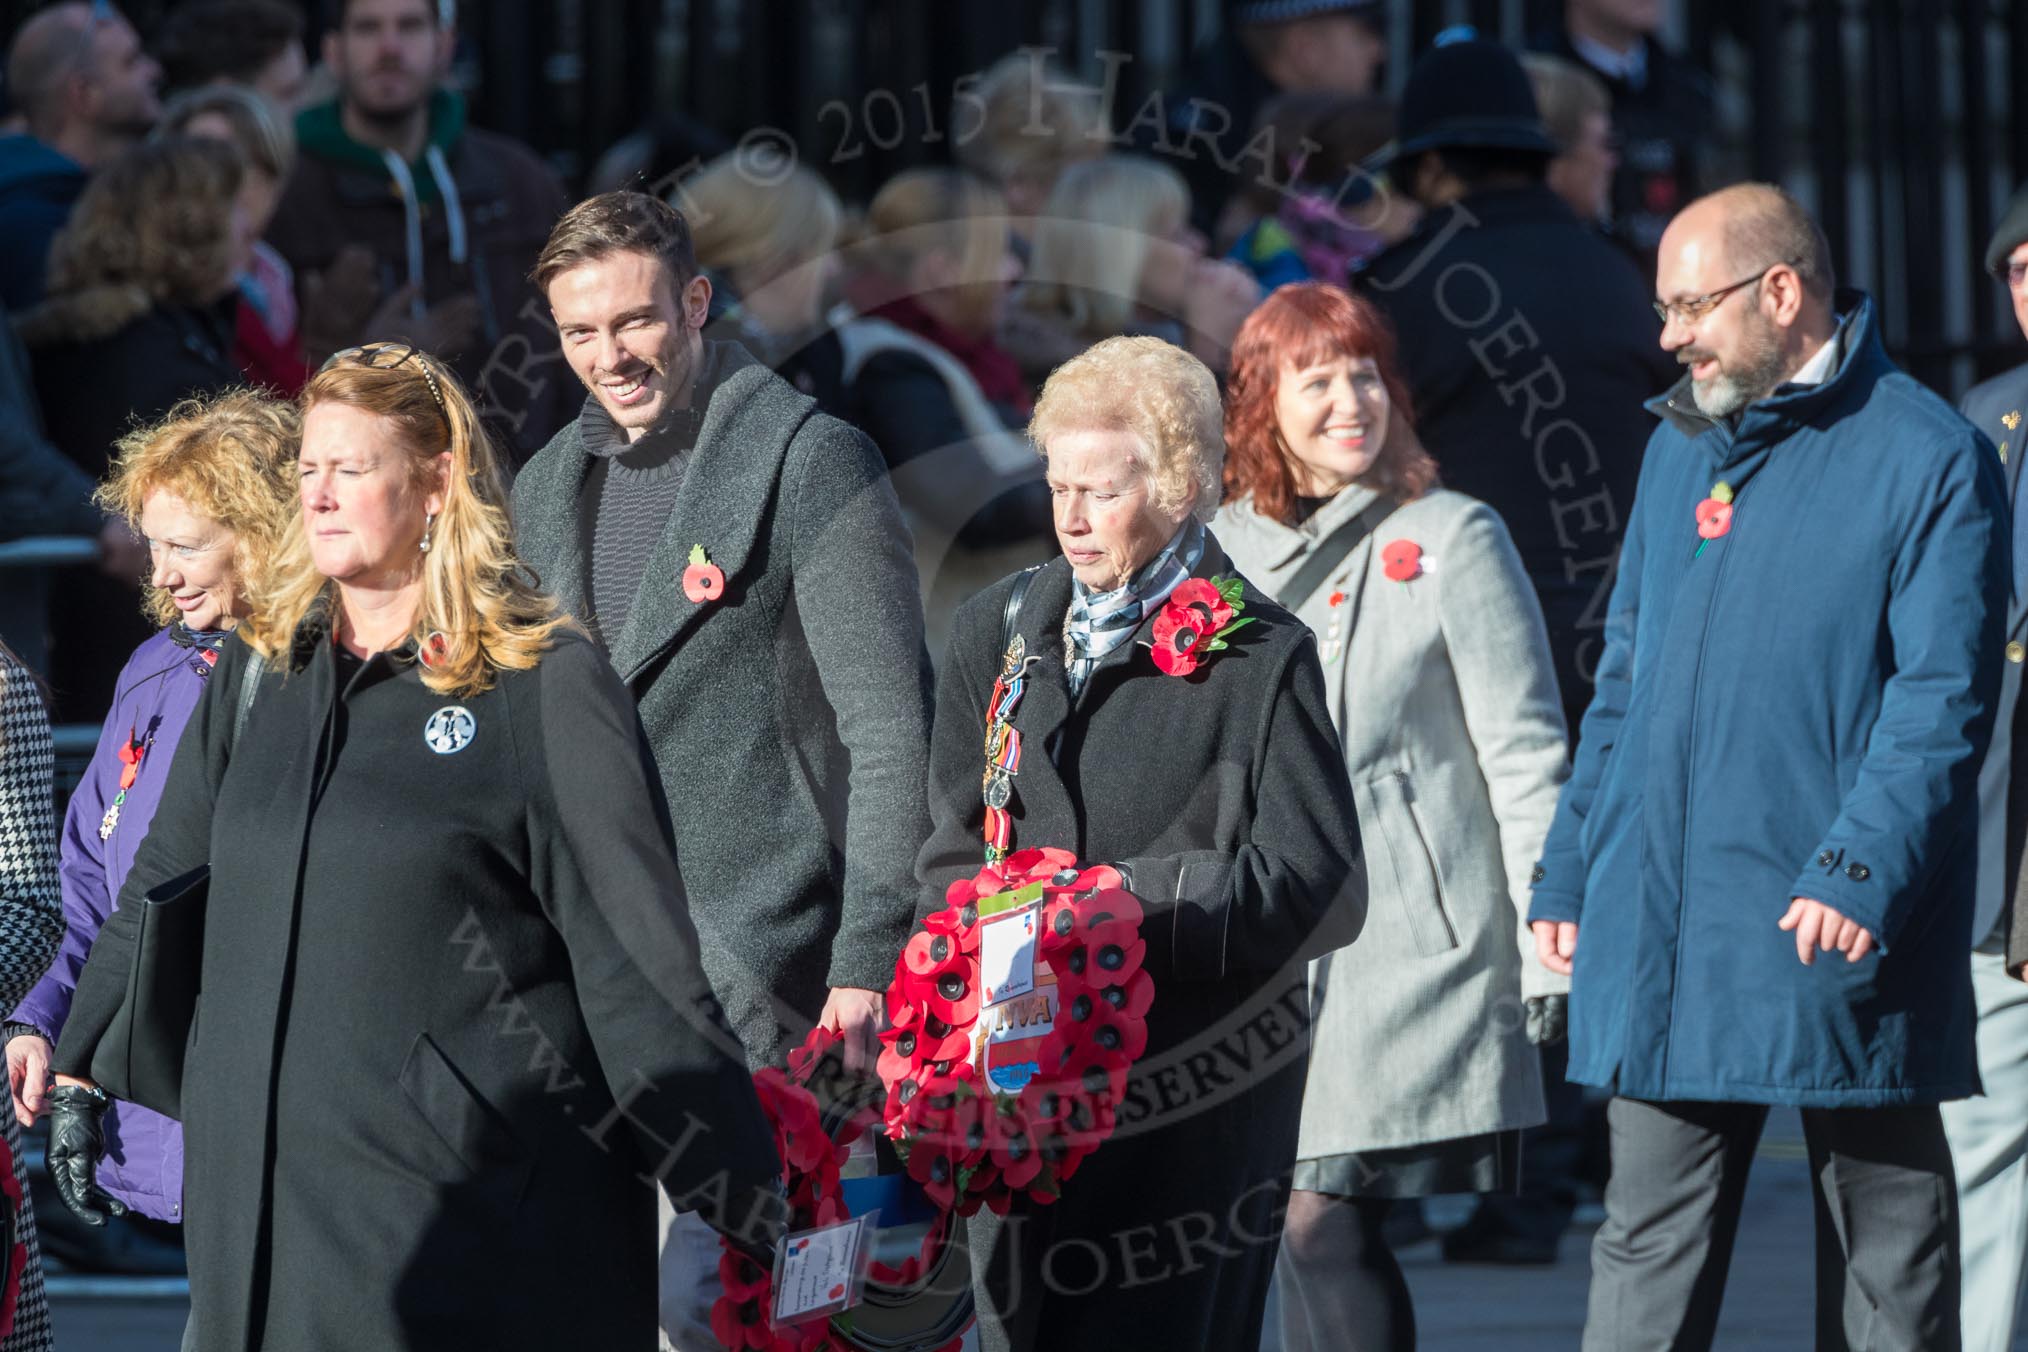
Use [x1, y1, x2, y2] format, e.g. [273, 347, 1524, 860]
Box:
[87, 862, 208, 1119]
[84, 652, 261, 1119]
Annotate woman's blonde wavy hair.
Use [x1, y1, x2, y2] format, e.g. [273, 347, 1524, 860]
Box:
[241, 349, 566, 697]
[99, 390, 301, 627]
[1030, 335, 1223, 524]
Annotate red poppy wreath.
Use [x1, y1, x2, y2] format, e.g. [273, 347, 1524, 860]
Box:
[710, 1048, 861, 1352]
[714, 1028, 973, 1352]
[879, 846, 1154, 1214]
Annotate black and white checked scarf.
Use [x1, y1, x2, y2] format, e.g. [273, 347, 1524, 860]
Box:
[1062, 519, 1205, 694]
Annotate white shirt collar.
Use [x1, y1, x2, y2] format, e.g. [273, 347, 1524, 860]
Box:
[1569, 31, 1648, 88]
[1786, 319, 1846, 388]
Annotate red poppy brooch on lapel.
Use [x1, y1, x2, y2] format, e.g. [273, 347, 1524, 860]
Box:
[683, 544, 726, 603]
[1694, 481, 1734, 557]
[1149, 577, 1255, 677]
[1381, 539, 1426, 583]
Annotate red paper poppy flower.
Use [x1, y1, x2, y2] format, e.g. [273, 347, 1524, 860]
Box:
[1074, 887, 1144, 933]
[682, 544, 726, 603]
[1381, 539, 1423, 582]
[1004, 846, 1078, 878]
[720, 1250, 771, 1302]
[1080, 919, 1147, 989]
[877, 1026, 930, 1086]
[921, 1011, 975, 1064]
[1072, 862, 1124, 893]
[903, 929, 966, 980]
[922, 906, 983, 953]
[1038, 897, 1084, 953]
[1100, 968, 1156, 1020]
[1070, 992, 1150, 1062]
[1032, 1119, 1086, 1185]
[785, 1026, 841, 1085]
[884, 982, 920, 1030]
[906, 1137, 961, 1211]
[1168, 577, 1235, 631]
[1151, 606, 1215, 676]
[709, 1294, 774, 1350]
[922, 962, 981, 1027]
[1695, 498, 1733, 540]
[989, 1103, 1045, 1188]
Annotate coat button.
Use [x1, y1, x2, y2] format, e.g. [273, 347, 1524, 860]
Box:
[1845, 862, 1869, 881]
[1530, 864, 1545, 884]
[2009, 641, 2025, 664]
[1816, 850, 1835, 866]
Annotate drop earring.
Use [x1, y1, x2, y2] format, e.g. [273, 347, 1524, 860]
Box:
[420, 511, 436, 553]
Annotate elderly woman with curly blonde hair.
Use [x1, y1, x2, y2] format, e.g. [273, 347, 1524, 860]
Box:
[51, 345, 781, 1351]
[915, 335, 1364, 1352]
[9, 390, 297, 1241]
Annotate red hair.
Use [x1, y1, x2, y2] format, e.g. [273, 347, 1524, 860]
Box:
[1223, 281, 1438, 526]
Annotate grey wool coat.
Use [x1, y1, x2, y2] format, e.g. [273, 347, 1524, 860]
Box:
[512, 343, 935, 1065]
[54, 625, 778, 1352]
[917, 539, 1365, 1352]
[1216, 486, 1568, 1157]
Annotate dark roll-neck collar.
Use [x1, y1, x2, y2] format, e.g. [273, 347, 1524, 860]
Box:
[577, 339, 751, 462]
[168, 622, 230, 652]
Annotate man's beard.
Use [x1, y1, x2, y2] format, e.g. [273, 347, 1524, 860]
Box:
[1686, 320, 1789, 419]
[348, 65, 430, 125]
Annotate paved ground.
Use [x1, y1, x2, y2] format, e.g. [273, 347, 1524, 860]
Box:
[43, 1108, 2028, 1349]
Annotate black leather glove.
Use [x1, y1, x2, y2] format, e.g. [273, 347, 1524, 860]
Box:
[1525, 994, 1568, 1048]
[717, 1176, 791, 1270]
[47, 1084, 128, 1226]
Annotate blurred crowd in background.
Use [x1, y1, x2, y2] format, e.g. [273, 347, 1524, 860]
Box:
[0, 0, 1712, 720]
[0, 0, 1701, 1301]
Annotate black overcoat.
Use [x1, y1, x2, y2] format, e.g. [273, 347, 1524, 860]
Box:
[55, 621, 778, 1351]
[1355, 184, 1678, 737]
[916, 538, 1366, 1352]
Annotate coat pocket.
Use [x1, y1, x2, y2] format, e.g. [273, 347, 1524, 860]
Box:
[1356, 771, 1459, 957]
[398, 1033, 526, 1179]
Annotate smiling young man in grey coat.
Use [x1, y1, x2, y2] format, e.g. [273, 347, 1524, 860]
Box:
[510, 192, 934, 1348]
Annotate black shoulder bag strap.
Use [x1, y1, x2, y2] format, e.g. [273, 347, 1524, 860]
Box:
[1276, 497, 1404, 614]
[1001, 565, 1042, 652]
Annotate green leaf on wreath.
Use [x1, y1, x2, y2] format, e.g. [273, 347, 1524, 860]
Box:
[955, 1163, 978, 1193]
[1217, 616, 1256, 640]
[1208, 639, 1227, 652]
[1217, 577, 1245, 604]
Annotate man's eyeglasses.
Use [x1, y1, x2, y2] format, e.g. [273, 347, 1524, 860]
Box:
[1652, 261, 1794, 326]
[1997, 261, 2028, 290]
[320, 342, 448, 418]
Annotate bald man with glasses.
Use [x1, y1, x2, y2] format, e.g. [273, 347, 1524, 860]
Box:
[1531, 182, 2008, 1351]
[0, 2, 161, 308]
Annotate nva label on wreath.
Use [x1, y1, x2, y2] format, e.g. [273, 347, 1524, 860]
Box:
[974, 966, 1059, 1096]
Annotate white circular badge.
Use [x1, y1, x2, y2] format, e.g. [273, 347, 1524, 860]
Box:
[423, 705, 476, 755]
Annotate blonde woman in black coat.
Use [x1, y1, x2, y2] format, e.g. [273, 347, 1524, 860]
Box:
[52, 346, 779, 1351]
[917, 336, 1364, 1352]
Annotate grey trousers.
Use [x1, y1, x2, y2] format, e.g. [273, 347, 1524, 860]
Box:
[1939, 943, 2028, 1352]
[1584, 1096, 1961, 1352]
